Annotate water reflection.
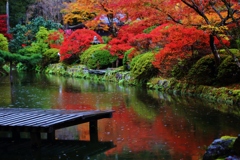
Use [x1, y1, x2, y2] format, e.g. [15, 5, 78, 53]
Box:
[0, 73, 240, 159]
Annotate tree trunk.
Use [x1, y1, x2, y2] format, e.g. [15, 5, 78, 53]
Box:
[209, 34, 221, 66]
[9, 61, 13, 85]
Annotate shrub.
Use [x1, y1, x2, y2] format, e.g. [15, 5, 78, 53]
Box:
[81, 44, 106, 65]
[86, 49, 117, 69]
[0, 33, 8, 51]
[30, 26, 50, 55]
[217, 52, 240, 85]
[9, 16, 62, 52]
[42, 48, 60, 67]
[130, 52, 158, 81]
[186, 55, 217, 85]
[123, 48, 135, 71]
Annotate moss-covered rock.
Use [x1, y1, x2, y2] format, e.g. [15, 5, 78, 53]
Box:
[187, 54, 217, 85]
[216, 53, 240, 85]
[203, 136, 239, 160]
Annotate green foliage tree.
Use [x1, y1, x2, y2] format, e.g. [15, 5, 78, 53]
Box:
[0, 33, 8, 51]
[30, 26, 50, 54]
[9, 16, 62, 53]
[8, 0, 36, 27]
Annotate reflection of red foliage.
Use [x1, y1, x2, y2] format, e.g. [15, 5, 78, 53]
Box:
[52, 88, 239, 159]
[100, 106, 214, 158]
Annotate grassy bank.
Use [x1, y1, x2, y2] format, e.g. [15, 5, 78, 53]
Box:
[45, 63, 240, 109]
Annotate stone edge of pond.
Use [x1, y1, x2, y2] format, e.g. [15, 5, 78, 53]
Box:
[45, 64, 240, 107]
[203, 135, 240, 160]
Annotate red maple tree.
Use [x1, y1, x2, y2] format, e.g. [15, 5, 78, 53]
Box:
[151, 24, 211, 74]
[47, 29, 64, 49]
[0, 14, 11, 40]
[59, 29, 103, 62]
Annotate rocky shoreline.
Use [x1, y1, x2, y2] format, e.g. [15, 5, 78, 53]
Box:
[203, 135, 240, 160]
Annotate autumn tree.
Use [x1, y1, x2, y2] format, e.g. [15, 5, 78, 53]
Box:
[62, 0, 125, 37]
[0, 14, 11, 39]
[105, 23, 150, 67]
[47, 29, 64, 49]
[151, 24, 211, 76]
[114, 0, 240, 67]
[59, 29, 103, 64]
[176, 0, 240, 66]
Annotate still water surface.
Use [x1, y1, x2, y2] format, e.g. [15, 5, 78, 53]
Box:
[0, 72, 240, 160]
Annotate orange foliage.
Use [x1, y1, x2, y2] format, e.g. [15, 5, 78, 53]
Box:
[62, 0, 124, 34]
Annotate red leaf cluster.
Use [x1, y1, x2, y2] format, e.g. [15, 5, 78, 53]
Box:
[59, 29, 103, 61]
[47, 29, 64, 49]
[129, 33, 153, 52]
[106, 24, 152, 59]
[0, 14, 11, 40]
[152, 24, 210, 72]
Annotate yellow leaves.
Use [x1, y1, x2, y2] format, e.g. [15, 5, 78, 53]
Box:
[201, 25, 228, 33]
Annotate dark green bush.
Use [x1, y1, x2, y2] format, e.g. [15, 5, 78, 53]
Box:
[9, 16, 62, 53]
[80, 44, 106, 65]
[87, 49, 117, 69]
[123, 48, 134, 71]
[186, 54, 217, 85]
[130, 52, 158, 81]
[216, 52, 240, 85]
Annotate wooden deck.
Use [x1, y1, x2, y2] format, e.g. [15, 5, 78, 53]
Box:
[0, 108, 114, 146]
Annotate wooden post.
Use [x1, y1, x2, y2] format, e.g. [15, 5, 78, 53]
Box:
[30, 132, 41, 148]
[89, 120, 98, 142]
[12, 129, 20, 142]
[47, 131, 55, 141]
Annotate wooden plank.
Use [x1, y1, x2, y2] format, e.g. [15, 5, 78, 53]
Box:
[0, 108, 114, 142]
[9, 114, 62, 126]
[0, 114, 47, 126]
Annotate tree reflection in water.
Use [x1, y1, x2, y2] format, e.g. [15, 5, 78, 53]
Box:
[0, 73, 240, 160]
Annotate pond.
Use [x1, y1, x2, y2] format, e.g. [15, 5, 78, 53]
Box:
[0, 72, 240, 160]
